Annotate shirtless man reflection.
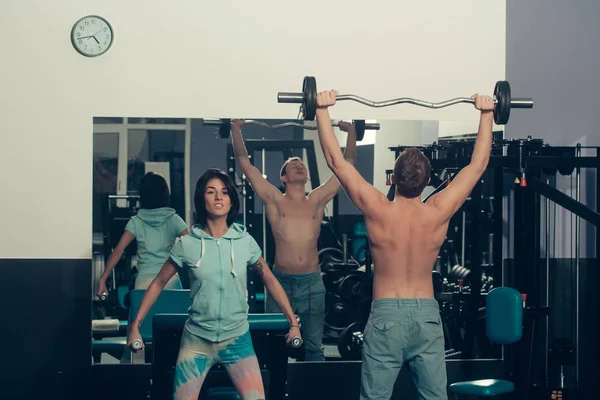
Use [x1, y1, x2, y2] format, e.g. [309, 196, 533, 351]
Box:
[231, 119, 357, 361]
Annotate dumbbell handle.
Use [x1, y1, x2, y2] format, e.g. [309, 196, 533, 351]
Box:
[278, 92, 534, 110]
[204, 118, 380, 131]
[132, 338, 144, 350]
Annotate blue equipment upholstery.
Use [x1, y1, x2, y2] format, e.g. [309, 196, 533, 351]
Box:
[128, 289, 191, 342]
[448, 286, 522, 398]
[92, 289, 191, 363]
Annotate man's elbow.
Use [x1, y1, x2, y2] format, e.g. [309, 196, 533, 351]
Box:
[327, 154, 346, 172]
[325, 158, 336, 171]
[344, 156, 356, 166]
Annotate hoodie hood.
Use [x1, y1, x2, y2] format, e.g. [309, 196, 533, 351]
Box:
[188, 222, 247, 276]
[189, 222, 247, 240]
[136, 207, 176, 227]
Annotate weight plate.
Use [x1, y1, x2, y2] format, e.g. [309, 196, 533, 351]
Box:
[493, 81, 511, 125]
[324, 295, 357, 331]
[219, 119, 232, 139]
[302, 76, 317, 121]
[337, 272, 370, 304]
[353, 120, 366, 141]
[337, 321, 366, 361]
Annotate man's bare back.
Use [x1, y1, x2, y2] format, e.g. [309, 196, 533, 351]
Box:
[365, 200, 449, 300]
[314, 89, 495, 300]
[266, 194, 324, 274]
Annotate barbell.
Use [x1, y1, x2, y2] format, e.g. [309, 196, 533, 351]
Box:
[203, 118, 380, 142]
[277, 76, 534, 125]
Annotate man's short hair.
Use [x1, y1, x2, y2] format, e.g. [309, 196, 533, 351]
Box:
[280, 156, 303, 178]
[393, 148, 431, 198]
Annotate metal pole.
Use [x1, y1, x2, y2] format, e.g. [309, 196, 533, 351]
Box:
[242, 174, 247, 227]
[461, 211, 466, 267]
[575, 144, 581, 387]
[184, 118, 192, 227]
[262, 147, 267, 258]
[545, 176, 550, 386]
[488, 233, 493, 265]
[342, 234, 348, 264]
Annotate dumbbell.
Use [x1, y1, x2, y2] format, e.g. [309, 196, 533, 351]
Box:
[459, 267, 471, 285]
[449, 265, 462, 281]
[449, 265, 471, 284]
[98, 292, 108, 301]
[286, 316, 303, 348]
[286, 335, 303, 348]
[278, 76, 533, 125]
[130, 338, 145, 364]
[132, 338, 144, 350]
[203, 118, 379, 141]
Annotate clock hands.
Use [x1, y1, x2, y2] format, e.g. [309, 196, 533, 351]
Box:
[91, 28, 105, 37]
[79, 28, 104, 40]
[78, 30, 103, 46]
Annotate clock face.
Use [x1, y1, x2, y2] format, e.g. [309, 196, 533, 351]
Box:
[71, 15, 113, 57]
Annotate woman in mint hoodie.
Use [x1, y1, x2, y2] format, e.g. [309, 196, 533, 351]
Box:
[127, 168, 300, 400]
[96, 172, 188, 297]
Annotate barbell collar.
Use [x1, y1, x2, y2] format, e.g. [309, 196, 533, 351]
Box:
[509, 98, 534, 109]
[203, 118, 224, 126]
[278, 92, 305, 103]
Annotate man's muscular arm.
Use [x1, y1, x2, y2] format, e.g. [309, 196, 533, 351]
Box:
[429, 94, 495, 220]
[315, 91, 387, 216]
[250, 257, 297, 326]
[231, 119, 282, 204]
[310, 120, 358, 206]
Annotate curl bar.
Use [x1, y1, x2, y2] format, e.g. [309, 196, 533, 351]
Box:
[277, 76, 534, 125]
[203, 118, 380, 141]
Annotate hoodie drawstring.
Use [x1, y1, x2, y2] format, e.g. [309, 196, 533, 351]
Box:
[192, 234, 237, 278]
[230, 239, 237, 277]
[195, 237, 205, 267]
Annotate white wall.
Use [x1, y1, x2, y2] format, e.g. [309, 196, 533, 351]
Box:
[0, 0, 506, 258]
[421, 121, 440, 145]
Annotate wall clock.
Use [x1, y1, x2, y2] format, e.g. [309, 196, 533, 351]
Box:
[71, 15, 113, 57]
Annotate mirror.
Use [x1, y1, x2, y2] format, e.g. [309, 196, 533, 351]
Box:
[91, 117, 503, 365]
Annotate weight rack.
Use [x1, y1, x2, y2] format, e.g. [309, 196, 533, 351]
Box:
[390, 138, 600, 395]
